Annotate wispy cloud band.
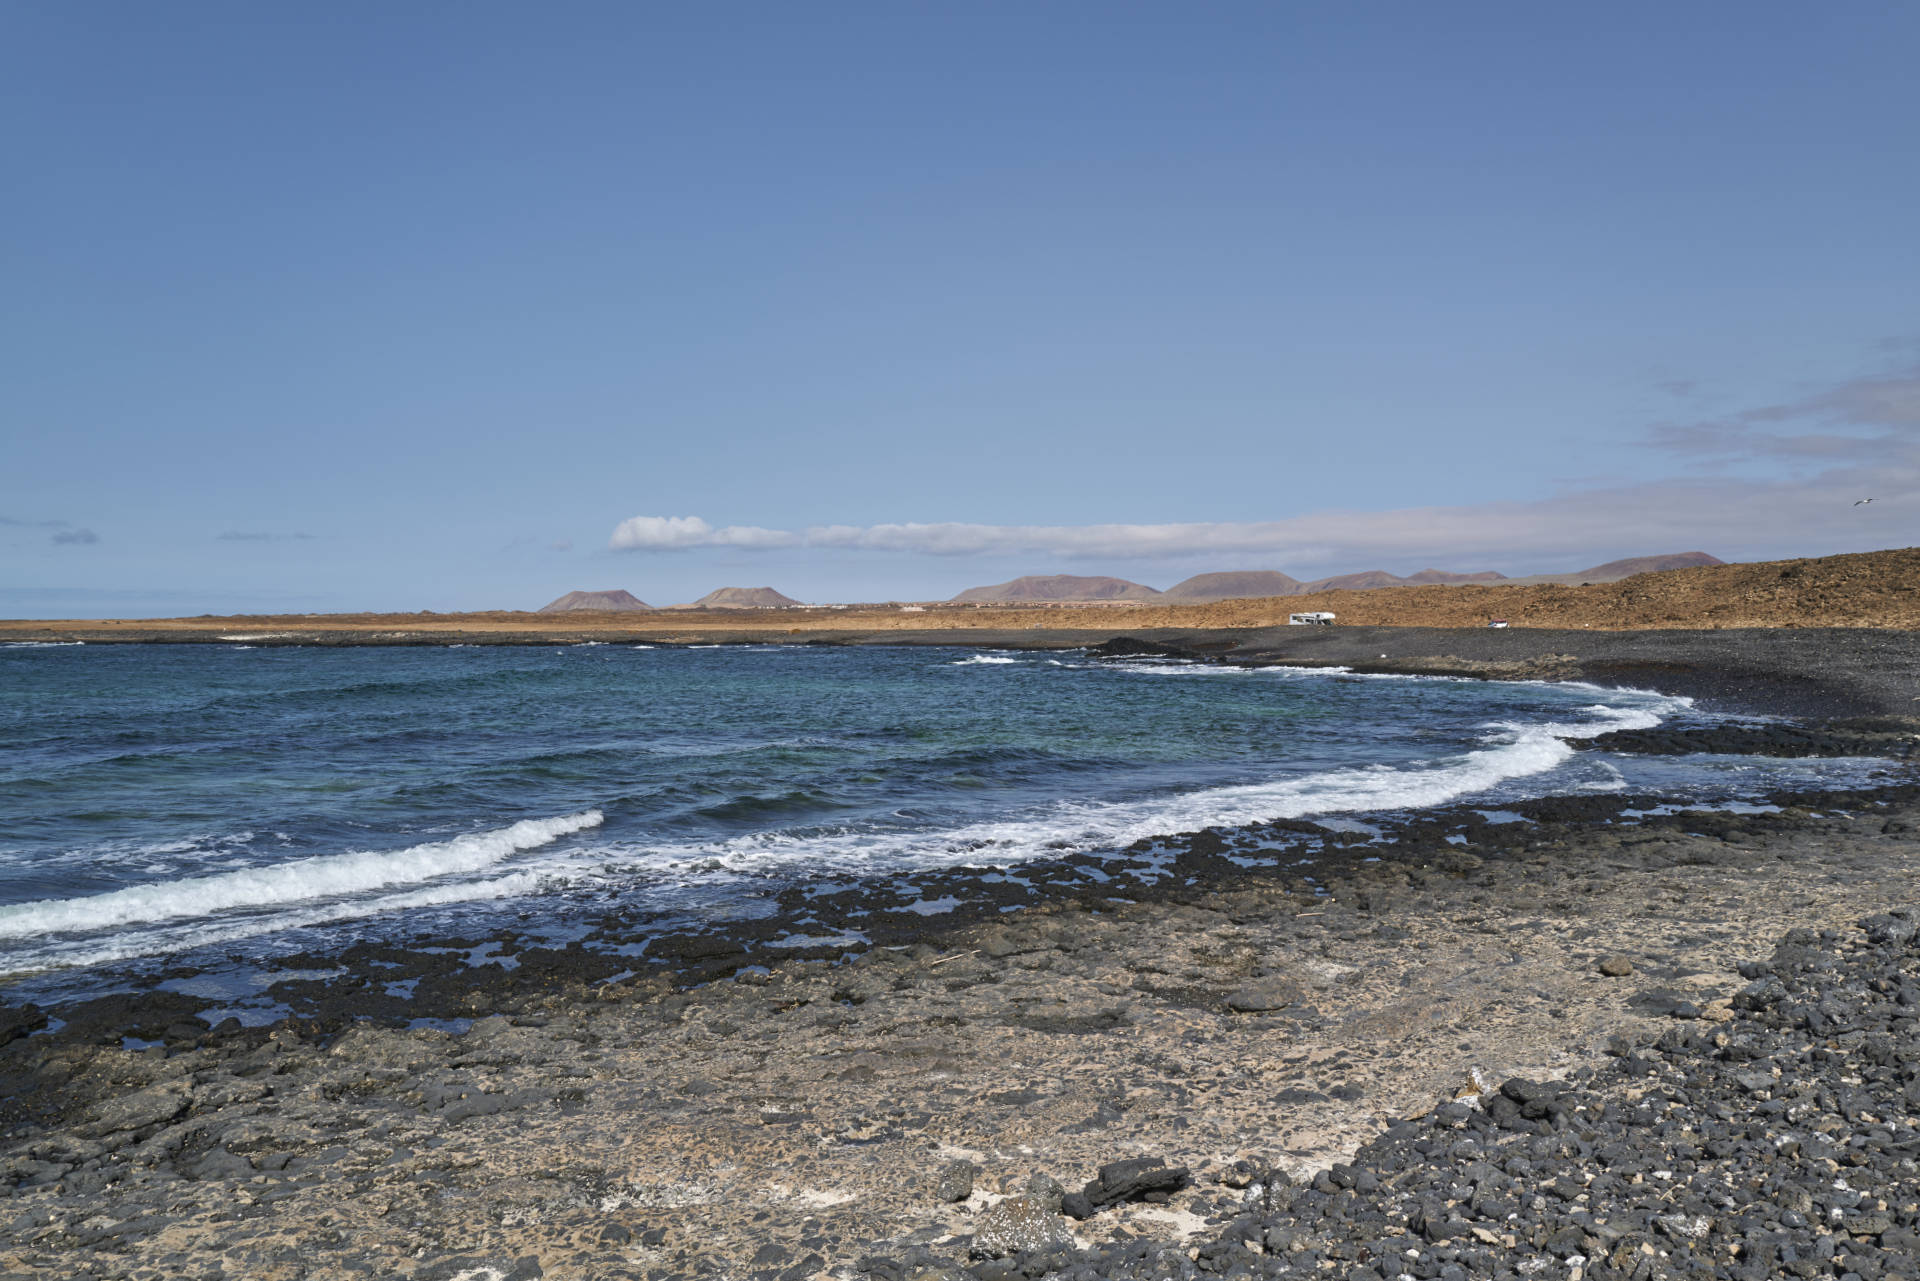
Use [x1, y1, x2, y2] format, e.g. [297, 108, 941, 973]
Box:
[609, 364, 1919, 570]
[607, 469, 1910, 567]
[3, 515, 100, 545]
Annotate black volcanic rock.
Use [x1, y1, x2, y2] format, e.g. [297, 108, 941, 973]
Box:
[860, 906, 1920, 1281]
[1085, 637, 1211, 661]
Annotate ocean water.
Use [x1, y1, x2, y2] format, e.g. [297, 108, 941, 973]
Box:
[0, 643, 1896, 998]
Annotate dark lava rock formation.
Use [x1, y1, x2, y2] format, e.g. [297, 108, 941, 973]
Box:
[1570, 721, 1918, 761]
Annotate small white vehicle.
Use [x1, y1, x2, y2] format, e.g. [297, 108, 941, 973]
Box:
[1288, 612, 1336, 626]
[1487, 619, 1510, 628]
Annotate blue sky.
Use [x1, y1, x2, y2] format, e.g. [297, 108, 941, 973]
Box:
[4, 4, 1916, 614]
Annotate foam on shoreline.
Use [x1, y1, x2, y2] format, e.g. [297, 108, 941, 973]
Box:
[653, 699, 1676, 881]
[0, 811, 603, 943]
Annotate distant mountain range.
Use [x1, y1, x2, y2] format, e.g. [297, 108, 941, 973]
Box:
[949, 553, 1723, 603]
[538, 554, 1724, 613]
[1499, 552, 1726, 586]
[537, 589, 653, 613]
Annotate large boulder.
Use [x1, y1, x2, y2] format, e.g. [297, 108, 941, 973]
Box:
[970, 1197, 1075, 1258]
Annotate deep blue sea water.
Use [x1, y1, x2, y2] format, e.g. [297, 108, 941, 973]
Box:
[0, 642, 1898, 1000]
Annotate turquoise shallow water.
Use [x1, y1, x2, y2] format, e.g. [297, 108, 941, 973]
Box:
[0, 642, 1895, 988]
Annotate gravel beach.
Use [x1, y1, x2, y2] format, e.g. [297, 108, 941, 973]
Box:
[2, 639, 1917, 1280]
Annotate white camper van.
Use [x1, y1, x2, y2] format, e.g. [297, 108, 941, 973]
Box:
[1288, 612, 1336, 626]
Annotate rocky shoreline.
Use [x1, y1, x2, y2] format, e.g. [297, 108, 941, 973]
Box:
[2, 760, 1917, 1276]
[866, 905, 1920, 1281]
[3, 641, 1919, 1279]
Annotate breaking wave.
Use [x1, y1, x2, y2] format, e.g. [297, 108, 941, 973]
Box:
[646, 701, 1672, 880]
[22, 641, 1856, 989]
[0, 810, 602, 942]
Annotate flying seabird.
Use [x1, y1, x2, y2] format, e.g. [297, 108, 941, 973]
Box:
[1854, 497, 1874, 506]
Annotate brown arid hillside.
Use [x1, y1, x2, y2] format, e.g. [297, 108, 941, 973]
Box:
[1084, 553, 1715, 604]
[1166, 547, 1918, 630]
[1503, 551, 1725, 587]
[1575, 550, 1724, 578]
[536, 589, 652, 613]
[4, 548, 1916, 642]
[1161, 570, 1304, 601]
[677, 586, 802, 609]
[951, 574, 1162, 603]
[1298, 569, 1432, 593]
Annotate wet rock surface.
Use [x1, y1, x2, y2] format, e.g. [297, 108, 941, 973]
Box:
[1569, 720, 1920, 761]
[1084, 637, 1221, 662]
[3, 775, 1920, 1276]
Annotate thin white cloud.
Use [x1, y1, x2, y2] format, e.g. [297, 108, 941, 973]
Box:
[609, 514, 798, 551]
[607, 467, 1911, 568]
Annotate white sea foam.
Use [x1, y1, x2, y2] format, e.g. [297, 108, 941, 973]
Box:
[1065, 660, 1336, 677]
[0, 868, 567, 975]
[950, 655, 1019, 665]
[611, 697, 1685, 884]
[0, 811, 602, 941]
[1, 684, 1695, 976]
[1097, 661, 1253, 676]
[1555, 680, 1696, 708]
